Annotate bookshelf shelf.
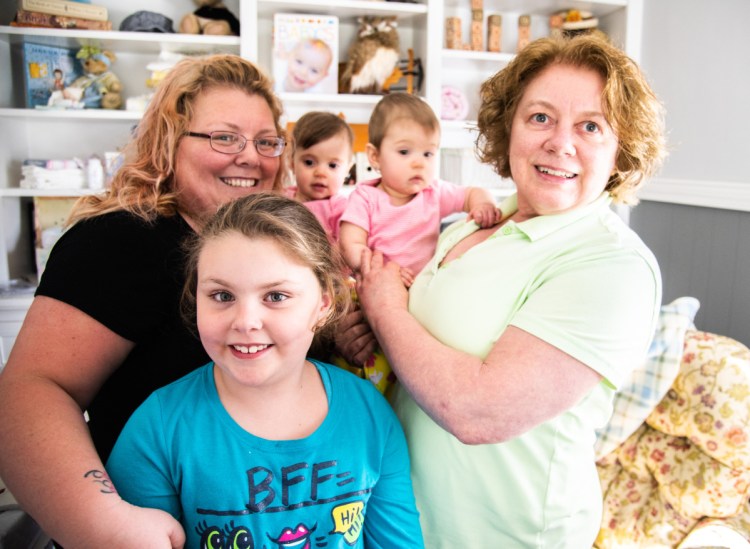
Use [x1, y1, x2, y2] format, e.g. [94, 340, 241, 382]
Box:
[256, 0, 428, 20]
[0, 106, 142, 120]
[0, 188, 96, 197]
[0, 25, 240, 54]
[441, 48, 515, 63]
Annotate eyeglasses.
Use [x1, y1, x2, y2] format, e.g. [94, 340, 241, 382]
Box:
[185, 131, 286, 158]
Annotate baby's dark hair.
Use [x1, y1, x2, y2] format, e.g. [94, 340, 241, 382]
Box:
[181, 193, 352, 344]
[292, 111, 354, 152]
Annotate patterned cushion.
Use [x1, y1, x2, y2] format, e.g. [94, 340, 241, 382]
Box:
[646, 331, 750, 469]
[595, 297, 700, 459]
[678, 505, 750, 549]
[626, 427, 750, 519]
[597, 425, 696, 548]
[596, 329, 750, 549]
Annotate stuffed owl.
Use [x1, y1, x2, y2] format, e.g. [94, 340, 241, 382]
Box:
[340, 16, 400, 94]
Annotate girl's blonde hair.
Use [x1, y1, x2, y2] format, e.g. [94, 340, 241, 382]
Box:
[68, 55, 286, 225]
[476, 32, 666, 205]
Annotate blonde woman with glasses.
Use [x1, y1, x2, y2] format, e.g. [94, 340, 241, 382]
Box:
[0, 54, 374, 548]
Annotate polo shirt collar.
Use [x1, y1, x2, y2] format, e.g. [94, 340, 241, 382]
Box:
[498, 192, 613, 241]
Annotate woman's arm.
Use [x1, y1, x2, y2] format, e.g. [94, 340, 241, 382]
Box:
[0, 296, 185, 548]
[356, 250, 601, 445]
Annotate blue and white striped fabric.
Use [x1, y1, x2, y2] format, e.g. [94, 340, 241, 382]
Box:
[595, 296, 701, 460]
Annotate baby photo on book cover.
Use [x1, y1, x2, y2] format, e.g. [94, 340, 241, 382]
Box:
[273, 13, 339, 95]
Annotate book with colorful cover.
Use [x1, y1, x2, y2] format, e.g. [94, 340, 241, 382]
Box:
[22, 42, 83, 108]
[272, 13, 338, 95]
[13, 9, 112, 30]
[18, 0, 108, 22]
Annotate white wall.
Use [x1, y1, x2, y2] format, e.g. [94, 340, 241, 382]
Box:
[632, 0, 750, 346]
[640, 0, 750, 184]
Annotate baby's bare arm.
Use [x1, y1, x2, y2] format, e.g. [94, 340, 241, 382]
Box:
[464, 187, 501, 228]
[339, 221, 370, 272]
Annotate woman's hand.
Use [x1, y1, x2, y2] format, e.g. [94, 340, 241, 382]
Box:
[356, 249, 410, 329]
[334, 306, 378, 368]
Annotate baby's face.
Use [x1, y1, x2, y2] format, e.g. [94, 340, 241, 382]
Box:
[285, 42, 332, 92]
[293, 131, 352, 202]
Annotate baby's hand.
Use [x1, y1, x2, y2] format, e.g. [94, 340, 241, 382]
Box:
[468, 203, 501, 228]
[399, 266, 415, 288]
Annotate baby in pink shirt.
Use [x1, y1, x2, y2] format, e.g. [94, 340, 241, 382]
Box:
[287, 111, 354, 243]
[340, 92, 499, 287]
[337, 93, 500, 394]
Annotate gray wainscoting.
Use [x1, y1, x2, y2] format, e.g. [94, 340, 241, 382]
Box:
[630, 201, 750, 348]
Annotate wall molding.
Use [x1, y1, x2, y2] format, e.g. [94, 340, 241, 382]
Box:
[639, 177, 750, 212]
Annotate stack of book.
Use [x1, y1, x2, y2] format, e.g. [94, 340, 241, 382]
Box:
[12, 0, 112, 31]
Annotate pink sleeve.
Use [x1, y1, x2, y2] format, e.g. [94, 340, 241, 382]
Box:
[303, 193, 351, 243]
[340, 185, 374, 234]
[328, 193, 349, 237]
[433, 179, 468, 218]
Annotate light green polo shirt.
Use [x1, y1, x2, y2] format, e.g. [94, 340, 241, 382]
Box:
[392, 192, 661, 548]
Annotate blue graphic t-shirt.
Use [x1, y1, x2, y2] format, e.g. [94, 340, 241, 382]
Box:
[107, 360, 423, 549]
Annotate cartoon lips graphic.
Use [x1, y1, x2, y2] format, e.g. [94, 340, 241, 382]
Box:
[269, 523, 317, 549]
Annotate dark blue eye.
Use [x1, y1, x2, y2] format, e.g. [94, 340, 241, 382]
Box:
[266, 292, 288, 303]
[584, 121, 599, 133]
[211, 291, 233, 303]
[255, 137, 284, 155]
[533, 113, 548, 123]
[213, 132, 240, 144]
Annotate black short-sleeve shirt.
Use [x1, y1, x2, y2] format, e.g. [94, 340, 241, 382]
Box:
[36, 211, 209, 461]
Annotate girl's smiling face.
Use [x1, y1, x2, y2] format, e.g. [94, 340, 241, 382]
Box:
[508, 63, 619, 221]
[196, 232, 331, 392]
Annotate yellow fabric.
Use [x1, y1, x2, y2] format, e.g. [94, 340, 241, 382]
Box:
[595, 330, 750, 549]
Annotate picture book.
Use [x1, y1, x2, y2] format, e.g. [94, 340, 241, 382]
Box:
[22, 42, 83, 108]
[272, 13, 338, 95]
[18, 0, 108, 22]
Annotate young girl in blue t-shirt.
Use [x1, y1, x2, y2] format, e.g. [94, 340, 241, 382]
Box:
[107, 193, 423, 549]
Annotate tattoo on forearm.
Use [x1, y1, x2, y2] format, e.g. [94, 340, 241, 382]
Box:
[84, 469, 117, 494]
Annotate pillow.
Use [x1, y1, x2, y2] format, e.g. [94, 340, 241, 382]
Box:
[647, 330, 750, 469]
[595, 296, 700, 459]
[678, 506, 750, 549]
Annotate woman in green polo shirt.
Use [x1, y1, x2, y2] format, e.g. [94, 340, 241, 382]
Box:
[355, 31, 666, 548]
